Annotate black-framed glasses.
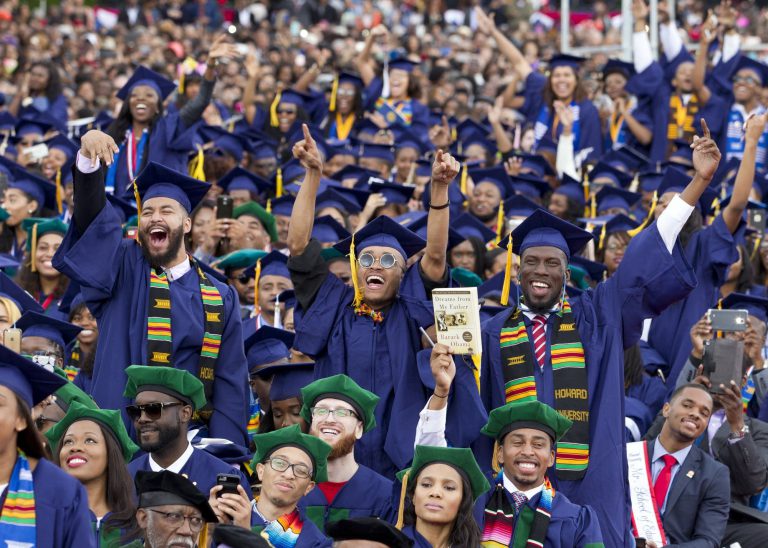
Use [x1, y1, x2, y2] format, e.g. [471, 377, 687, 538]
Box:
[147, 509, 204, 532]
[358, 252, 399, 269]
[265, 457, 312, 479]
[276, 107, 297, 115]
[310, 407, 358, 420]
[126, 401, 182, 421]
[236, 273, 253, 284]
[35, 415, 59, 429]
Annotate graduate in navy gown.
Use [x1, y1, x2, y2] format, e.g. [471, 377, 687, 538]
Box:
[476, 124, 724, 546]
[645, 115, 759, 394]
[285, 124, 459, 477]
[297, 375, 395, 530]
[53, 133, 249, 445]
[0, 345, 94, 547]
[123, 366, 251, 499]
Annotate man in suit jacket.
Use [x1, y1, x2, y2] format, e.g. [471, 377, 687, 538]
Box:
[646, 383, 730, 548]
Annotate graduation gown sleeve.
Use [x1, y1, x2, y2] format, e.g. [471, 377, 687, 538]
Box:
[33, 459, 96, 548]
[520, 72, 547, 122]
[576, 100, 603, 162]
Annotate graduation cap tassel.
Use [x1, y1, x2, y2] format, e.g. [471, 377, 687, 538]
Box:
[30, 222, 38, 272]
[269, 90, 282, 128]
[751, 237, 762, 262]
[55, 169, 63, 215]
[253, 259, 262, 316]
[582, 179, 590, 217]
[598, 223, 607, 251]
[590, 194, 596, 219]
[395, 471, 409, 530]
[190, 145, 205, 181]
[329, 75, 339, 113]
[276, 167, 283, 198]
[197, 524, 208, 548]
[500, 236, 514, 306]
[266, 198, 272, 214]
[349, 233, 364, 308]
[627, 191, 657, 238]
[178, 71, 185, 95]
[495, 201, 505, 245]
[133, 179, 142, 219]
[459, 162, 468, 196]
[470, 354, 481, 394]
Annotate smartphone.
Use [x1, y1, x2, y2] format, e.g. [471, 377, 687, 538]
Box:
[749, 209, 767, 232]
[702, 338, 744, 395]
[3, 328, 21, 354]
[216, 195, 234, 220]
[707, 309, 748, 332]
[25, 143, 49, 163]
[216, 473, 241, 497]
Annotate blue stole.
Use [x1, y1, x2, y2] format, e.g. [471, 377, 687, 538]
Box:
[725, 105, 768, 171]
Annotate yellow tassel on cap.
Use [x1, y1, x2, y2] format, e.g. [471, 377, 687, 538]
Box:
[395, 470, 409, 530]
[471, 354, 481, 394]
[55, 169, 63, 215]
[276, 167, 283, 198]
[590, 194, 596, 219]
[459, 162, 468, 196]
[270, 91, 282, 128]
[627, 191, 657, 238]
[329, 75, 339, 112]
[197, 524, 208, 548]
[30, 222, 38, 272]
[495, 201, 505, 245]
[253, 259, 262, 313]
[178, 71, 186, 95]
[751, 237, 761, 262]
[190, 145, 205, 181]
[349, 233, 363, 307]
[266, 198, 272, 214]
[598, 223, 607, 251]
[500, 236, 514, 306]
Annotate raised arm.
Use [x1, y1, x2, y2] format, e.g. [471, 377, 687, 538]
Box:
[242, 52, 261, 126]
[474, 7, 532, 80]
[691, 12, 715, 105]
[722, 114, 766, 233]
[74, 130, 120, 233]
[421, 150, 460, 282]
[287, 124, 323, 256]
[356, 25, 387, 86]
[679, 120, 721, 208]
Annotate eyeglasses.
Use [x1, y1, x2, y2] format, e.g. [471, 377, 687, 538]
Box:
[236, 273, 253, 284]
[126, 401, 182, 421]
[734, 75, 760, 86]
[357, 252, 399, 269]
[35, 415, 59, 429]
[265, 456, 312, 479]
[276, 107, 297, 115]
[147, 509, 204, 532]
[336, 88, 356, 97]
[311, 407, 358, 420]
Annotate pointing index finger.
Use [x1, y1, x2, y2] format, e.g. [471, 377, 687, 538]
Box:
[302, 123, 314, 145]
[700, 118, 711, 139]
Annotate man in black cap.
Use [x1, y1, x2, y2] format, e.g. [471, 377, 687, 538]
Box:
[327, 517, 413, 548]
[133, 470, 218, 548]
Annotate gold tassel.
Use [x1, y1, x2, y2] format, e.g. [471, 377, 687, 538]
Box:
[751, 237, 762, 262]
[269, 90, 282, 127]
[590, 194, 596, 219]
[55, 169, 63, 215]
[253, 259, 262, 312]
[349, 233, 363, 307]
[471, 354, 481, 394]
[197, 523, 208, 548]
[491, 440, 501, 474]
[500, 236, 514, 306]
[712, 198, 721, 218]
[276, 167, 283, 198]
[30, 222, 38, 272]
[582, 178, 590, 217]
[627, 191, 657, 238]
[495, 200, 505, 245]
[178, 71, 185, 95]
[190, 145, 205, 181]
[459, 162, 468, 196]
[395, 470, 410, 530]
[266, 198, 272, 214]
[133, 179, 142, 218]
[598, 223, 607, 251]
[329, 75, 339, 112]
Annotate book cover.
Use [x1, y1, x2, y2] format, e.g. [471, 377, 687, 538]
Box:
[431, 287, 482, 355]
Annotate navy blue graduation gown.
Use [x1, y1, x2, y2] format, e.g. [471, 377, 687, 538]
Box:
[298, 464, 395, 531]
[610, 62, 664, 159]
[400, 526, 434, 547]
[23, 458, 95, 547]
[478, 222, 696, 548]
[646, 215, 741, 396]
[127, 447, 251, 500]
[53, 201, 249, 445]
[473, 487, 604, 547]
[111, 113, 200, 201]
[293, 269, 435, 478]
[626, 373, 667, 416]
[625, 396, 655, 441]
[251, 506, 331, 547]
[363, 77, 430, 143]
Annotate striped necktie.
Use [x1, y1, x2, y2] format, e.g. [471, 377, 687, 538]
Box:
[532, 314, 547, 368]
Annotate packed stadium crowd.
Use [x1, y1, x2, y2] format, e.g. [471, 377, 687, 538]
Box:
[2, 0, 768, 547]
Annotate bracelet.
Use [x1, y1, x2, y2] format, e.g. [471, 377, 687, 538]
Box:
[432, 391, 449, 399]
[429, 200, 450, 210]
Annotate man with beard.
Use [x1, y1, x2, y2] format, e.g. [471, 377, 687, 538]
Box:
[475, 123, 721, 547]
[53, 131, 249, 445]
[125, 366, 251, 498]
[130, 470, 219, 548]
[287, 124, 461, 477]
[642, 384, 730, 547]
[297, 374, 394, 531]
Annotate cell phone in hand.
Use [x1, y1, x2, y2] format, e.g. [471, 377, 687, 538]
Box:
[3, 328, 21, 354]
[25, 143, 49, 163]
[215, 473, 241, 498]
[706, 309, 748, 332]
[702, 338, 744, 395]
[216, 195, 234, 220]
[749, 209, 767, 232]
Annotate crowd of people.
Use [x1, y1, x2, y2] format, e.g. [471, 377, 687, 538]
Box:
[2, 0, 768, 547]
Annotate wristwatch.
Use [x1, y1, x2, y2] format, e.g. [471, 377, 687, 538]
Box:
[728, 423, 749, 440]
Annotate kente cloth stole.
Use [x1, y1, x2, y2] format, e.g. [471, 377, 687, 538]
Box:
[481, 473, 554, 548]
[147, 257, 224, 422]
[353, 302, 383, 323]
[499, 299, 590, 480]
[0, 450, 36, 545]
[262, 509, 304, 548]
[667, 94, 699, 141]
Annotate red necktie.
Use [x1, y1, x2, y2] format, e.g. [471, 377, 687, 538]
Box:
[653, 454, 678, 510]
[532, 314, 547, 368]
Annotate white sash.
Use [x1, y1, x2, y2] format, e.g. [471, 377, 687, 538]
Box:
[627, 440, 667, 545]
